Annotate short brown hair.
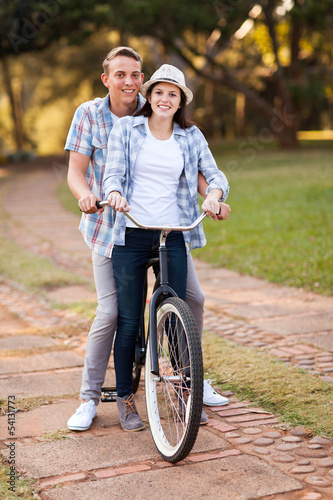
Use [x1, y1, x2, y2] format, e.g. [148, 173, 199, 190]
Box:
[102, 46, 143, 74]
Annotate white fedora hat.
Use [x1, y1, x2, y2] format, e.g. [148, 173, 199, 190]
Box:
[140, 64, 193, 104]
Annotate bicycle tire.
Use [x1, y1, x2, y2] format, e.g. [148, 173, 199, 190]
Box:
[145, 297, 203, 463]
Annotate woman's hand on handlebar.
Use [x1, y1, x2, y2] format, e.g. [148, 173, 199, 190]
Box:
[202, 188, 222, 220]
[79, 194, 104, 215]
[202, 193, 231, 221]
[107, 191, 131, 212]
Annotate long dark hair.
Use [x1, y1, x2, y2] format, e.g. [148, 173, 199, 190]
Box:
[134, 82, 196, 129]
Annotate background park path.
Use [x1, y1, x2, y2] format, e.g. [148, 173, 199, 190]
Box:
[1, 159, 333, 500]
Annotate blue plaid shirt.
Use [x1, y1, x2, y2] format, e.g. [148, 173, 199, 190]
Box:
[103, 116, 229, 250]
[65, 93, 145, 257]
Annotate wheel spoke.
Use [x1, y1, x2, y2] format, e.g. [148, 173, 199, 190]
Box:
[145, 298, 203, 463]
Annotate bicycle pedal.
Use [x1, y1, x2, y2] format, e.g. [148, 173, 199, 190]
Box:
[101, 386, 117, 402]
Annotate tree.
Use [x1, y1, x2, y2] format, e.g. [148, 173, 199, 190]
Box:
[1, 0, 332, 150]
[0, 0, 116, 151]
[108, 0, 333, 148]
[0, 0, 115, 58]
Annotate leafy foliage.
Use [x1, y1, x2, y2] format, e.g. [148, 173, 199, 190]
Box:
[0, 0, 113, 57]
[106, 0, 333, 146]
[1, 0, 333, 149]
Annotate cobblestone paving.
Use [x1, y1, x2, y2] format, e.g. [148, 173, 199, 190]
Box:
[204, 309, 333, 384]
[0, 163, 332, 499]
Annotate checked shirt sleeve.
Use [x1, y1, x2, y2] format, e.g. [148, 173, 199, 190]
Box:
[64, 104, 93, 156]
[195, 129, 229, 201]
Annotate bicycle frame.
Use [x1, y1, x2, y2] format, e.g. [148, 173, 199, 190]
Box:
[148, 230, 179, 375]
[96, 201, 206, 378]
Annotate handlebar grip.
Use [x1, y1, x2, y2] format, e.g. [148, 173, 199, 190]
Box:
[79, 200, 108, 212]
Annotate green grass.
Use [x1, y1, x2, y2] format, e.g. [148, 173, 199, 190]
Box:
[57, 178, 80, 216]
[57, 177, 107, 233]
[0, 171, 86, 292]
[203, 332, 333, 438]
[40, 428, 71, 441]
[56, 299, 97, 320]
[195, 147, 333, 296]
[0, 237, 86, 290]
[0, 394, 79, 416]
[0, 459, 36, 500]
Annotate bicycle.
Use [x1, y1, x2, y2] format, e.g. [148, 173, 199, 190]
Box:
[99, 201, 206, 463]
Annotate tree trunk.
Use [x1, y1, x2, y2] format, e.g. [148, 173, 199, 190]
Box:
[275, 126, 299, 148]
[235, 92, 245, 137]
[203, 80, 215, 137]
[268, 103, 301, 148]
[1, 58, 25, 152]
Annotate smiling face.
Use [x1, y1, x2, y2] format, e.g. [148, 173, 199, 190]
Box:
[101, 55, 144, 116]
[147, 82, 182, 120]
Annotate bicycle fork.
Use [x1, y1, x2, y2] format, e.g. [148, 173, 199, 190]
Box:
[149, 229, 177, 376]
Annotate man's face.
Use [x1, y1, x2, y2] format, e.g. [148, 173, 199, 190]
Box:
[101, 56, 143, 108]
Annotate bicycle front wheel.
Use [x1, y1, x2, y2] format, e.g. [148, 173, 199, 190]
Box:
[145, 297, 203, 463]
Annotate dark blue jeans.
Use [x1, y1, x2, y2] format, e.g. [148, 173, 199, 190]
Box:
[112, 228, 187, 397]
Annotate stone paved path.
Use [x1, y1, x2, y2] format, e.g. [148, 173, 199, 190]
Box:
[0, 161, 333, 500]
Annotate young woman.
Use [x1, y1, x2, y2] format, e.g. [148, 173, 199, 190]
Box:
[103, 64, 229, 431]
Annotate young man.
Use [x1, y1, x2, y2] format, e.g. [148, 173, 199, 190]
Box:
[65, 47, 230, 432]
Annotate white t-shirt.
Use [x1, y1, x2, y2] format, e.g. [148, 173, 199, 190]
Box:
[111, 112, 120, 123]
[127, 118, 184, 227]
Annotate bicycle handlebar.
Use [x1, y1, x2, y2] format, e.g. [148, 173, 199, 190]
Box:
[96, 200, 207, 232]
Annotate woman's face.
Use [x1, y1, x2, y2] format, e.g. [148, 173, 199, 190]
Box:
[148, 82, 181, 119]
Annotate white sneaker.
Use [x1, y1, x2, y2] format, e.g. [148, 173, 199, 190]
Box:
[203, 379, 229, 407]
[67, 400, 97, 431]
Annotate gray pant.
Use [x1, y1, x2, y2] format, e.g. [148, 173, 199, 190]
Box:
[80, 249, 205, 405]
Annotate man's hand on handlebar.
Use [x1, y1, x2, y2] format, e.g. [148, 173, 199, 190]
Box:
[201, 199, 231, 222]
[79, 194, 104, 215]
[107, 191, 131, 212]
[217, 202, 231, 221]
